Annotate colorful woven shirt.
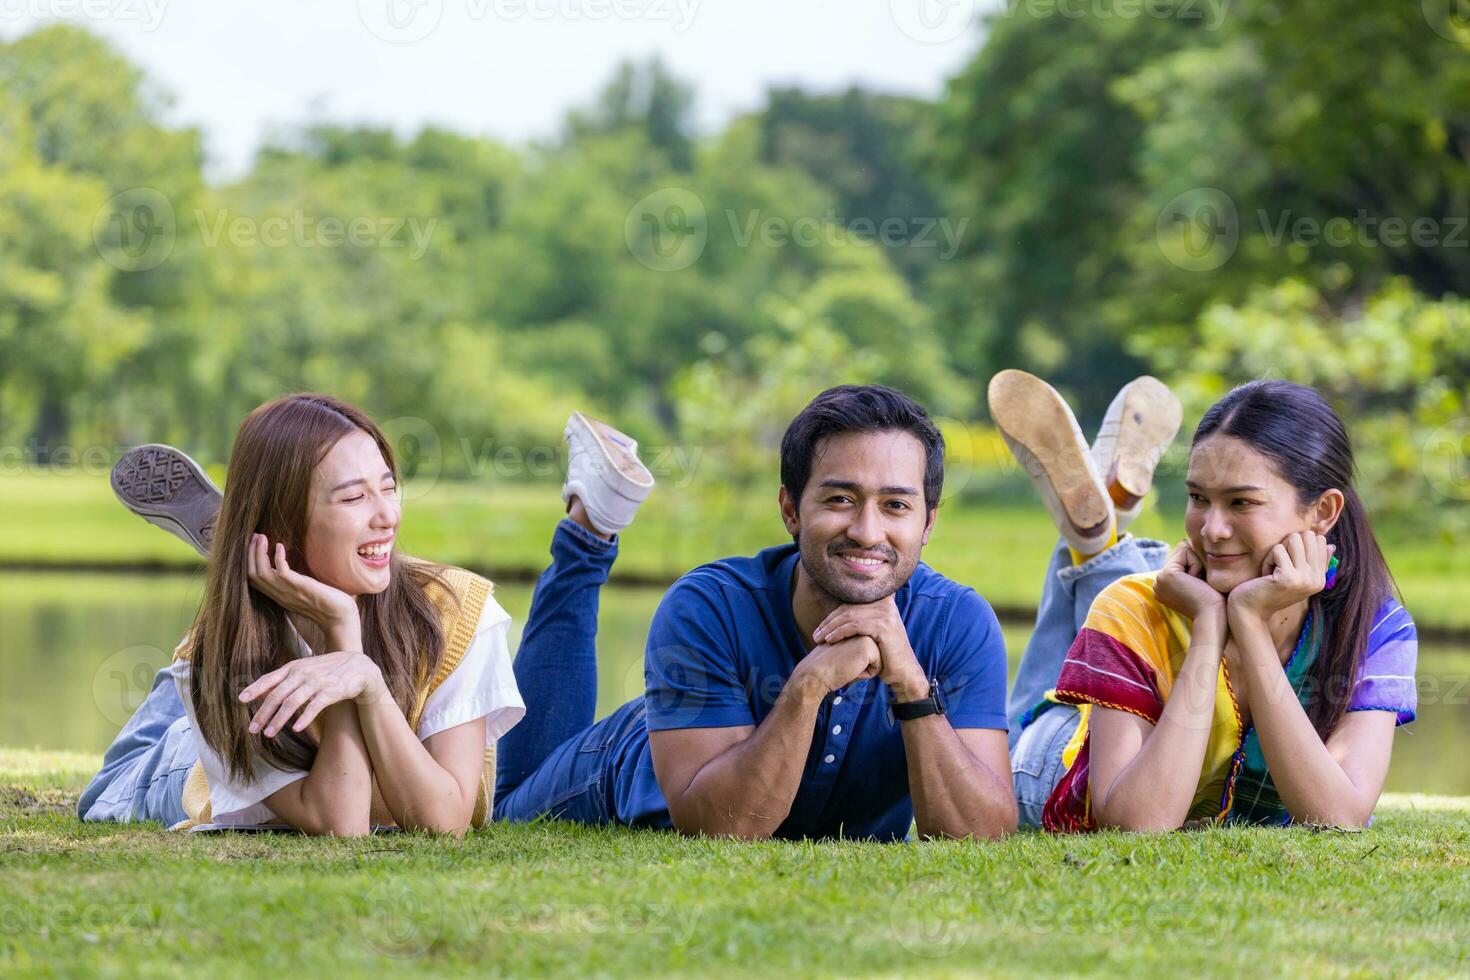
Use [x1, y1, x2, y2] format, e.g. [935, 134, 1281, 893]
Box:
[1040, 572, 1418, 833]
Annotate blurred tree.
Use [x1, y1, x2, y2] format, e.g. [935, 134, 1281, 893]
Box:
[927, 3, 1216, 416]
[1144, 277, 1470, 523]
[757, 87, 950, 286]
[0, 25, 205, 453]
[564, 57, 696, 172]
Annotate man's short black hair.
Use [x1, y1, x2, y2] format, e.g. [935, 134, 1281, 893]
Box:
[779, 384, 945, 513]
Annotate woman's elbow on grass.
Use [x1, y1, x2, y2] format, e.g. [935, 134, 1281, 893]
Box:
[294, 810, 371, 837]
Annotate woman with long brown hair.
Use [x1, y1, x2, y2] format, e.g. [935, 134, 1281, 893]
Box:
[78, 393, 653, 835]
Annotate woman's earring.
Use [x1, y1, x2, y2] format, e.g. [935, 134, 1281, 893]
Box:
[1323, 553, 1341, 591]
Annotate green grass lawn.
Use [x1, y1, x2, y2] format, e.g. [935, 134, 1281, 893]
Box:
[5, 471, 1470, 631]
[2, 749, 1468, 977]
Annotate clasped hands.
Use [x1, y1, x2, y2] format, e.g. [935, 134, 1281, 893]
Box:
[794, 595, 930, 705]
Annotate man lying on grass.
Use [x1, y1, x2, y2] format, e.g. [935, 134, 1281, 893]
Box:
[494, 384, 1017, 840]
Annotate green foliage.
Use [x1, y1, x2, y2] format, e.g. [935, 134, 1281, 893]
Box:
[1, 12, 1466, 528]
[1142, 278, 1470, 525]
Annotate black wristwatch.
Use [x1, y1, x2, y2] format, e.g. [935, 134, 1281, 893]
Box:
[889, 679, 946, 723]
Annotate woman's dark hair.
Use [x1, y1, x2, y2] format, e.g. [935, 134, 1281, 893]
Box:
[1194, 380, 1397, 738]
[780, 384, 945, 514]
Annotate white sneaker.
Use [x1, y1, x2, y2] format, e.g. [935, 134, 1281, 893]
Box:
[987, 370, 1114, 556]
[1090, 376, 1182, 533]
[562, 412, 654, 536]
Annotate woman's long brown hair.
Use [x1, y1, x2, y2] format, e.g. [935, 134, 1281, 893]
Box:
[187, 393, 449, 781]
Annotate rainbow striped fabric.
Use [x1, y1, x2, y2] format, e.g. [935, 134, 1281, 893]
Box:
[1039, 572, 1418, 832]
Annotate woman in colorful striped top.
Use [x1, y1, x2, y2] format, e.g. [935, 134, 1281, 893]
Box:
[990, 371, 1417, 832]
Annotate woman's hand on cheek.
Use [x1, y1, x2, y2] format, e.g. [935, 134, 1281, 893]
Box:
[1227, 531, 1334, 623]
[246, 533, 359, 635]
[1154, 540, 1226, 624]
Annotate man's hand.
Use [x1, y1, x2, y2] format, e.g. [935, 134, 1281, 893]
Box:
[789, 634, 884, 704]
[809, 596, 928, 702]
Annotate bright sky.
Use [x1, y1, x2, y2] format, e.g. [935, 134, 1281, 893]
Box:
[0, 0, 994, 180]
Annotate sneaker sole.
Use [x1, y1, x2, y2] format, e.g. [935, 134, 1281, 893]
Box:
[111, 445, 221, 558]
[988, 370, 1111, 536]
[1103, 377, 1182, 503]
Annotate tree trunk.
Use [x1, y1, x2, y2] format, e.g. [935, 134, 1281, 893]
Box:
[30, 384, 70, 462]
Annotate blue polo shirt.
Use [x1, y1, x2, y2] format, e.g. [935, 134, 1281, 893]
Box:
[611, 542, 1008, 840]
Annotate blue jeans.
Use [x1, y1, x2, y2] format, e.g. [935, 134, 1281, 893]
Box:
[1007, 534, 1167, 828]
[77, 665, 195, 825]
[493, 519, 643, 826]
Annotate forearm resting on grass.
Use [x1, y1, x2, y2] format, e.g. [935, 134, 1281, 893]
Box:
[902, 719, 1017, 839]
[1091, 614, 1228, 832]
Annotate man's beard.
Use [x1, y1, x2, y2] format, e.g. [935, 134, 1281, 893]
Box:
[796, 525, 920, 605]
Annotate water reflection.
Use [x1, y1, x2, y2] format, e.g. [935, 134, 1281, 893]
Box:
[2, 573, 1464, 796]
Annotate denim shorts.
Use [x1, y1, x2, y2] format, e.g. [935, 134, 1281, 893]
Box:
[1010, 703, 1081, 830]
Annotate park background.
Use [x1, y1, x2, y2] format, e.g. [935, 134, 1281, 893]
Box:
[2, 1, 1469, 976]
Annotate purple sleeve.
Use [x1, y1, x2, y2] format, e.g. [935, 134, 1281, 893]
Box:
[1346, 599, 1417, 725]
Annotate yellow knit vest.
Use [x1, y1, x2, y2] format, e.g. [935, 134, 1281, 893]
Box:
[174, 563, 496, 831]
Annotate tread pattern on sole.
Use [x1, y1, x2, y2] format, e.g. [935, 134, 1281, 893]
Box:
[114, 447, 199, 505]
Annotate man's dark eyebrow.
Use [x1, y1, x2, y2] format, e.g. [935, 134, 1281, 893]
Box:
[330, 471, 394, 494]
[1185, 481, 1267, 493]
[817, 479, 920, 496]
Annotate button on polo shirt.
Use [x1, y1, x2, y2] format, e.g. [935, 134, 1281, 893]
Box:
[623, 543, 1008, 841]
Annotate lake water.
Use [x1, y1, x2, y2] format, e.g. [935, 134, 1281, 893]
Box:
[3, 572, 1466, 796]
